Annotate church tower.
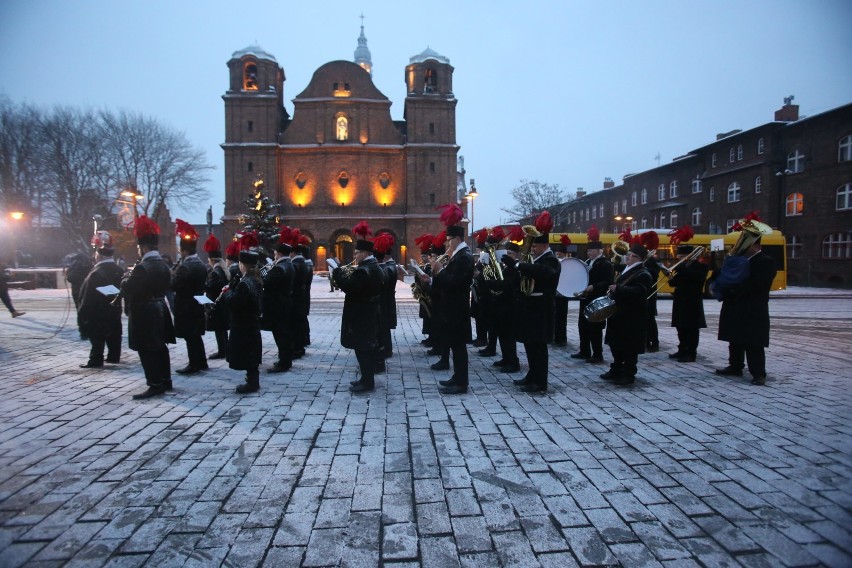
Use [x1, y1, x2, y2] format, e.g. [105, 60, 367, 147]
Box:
[404, 48, 459, 212]
[222, 46, 285, 228]
[353, 15, 372, 76]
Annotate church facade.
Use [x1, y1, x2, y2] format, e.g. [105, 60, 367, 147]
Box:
[222, 30, 461, 267]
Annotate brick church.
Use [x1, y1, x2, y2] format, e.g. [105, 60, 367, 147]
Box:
[222, 25, 462, 267]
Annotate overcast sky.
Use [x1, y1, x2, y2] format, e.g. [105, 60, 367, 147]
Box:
[2, 0, 851, 229]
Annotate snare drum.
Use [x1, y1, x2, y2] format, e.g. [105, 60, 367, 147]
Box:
[583, 295, 618, 322]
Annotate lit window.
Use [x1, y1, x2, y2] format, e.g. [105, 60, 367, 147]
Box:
[787, 149, 805, 173]
[244, 63, 258, 90]
[788, 235, 803, 259]
[670, 181, 678, 198]
[670, 211, 678, 228]
[822, 232, 852, 259]
[424, 68, 437, 93]
[757, 137, 765, 155]
[839, 135, 852, 162]
[712, 153, 717, 167]
[727, 182, 741, 203]
[336, 116, 349, 141]
[631, 191, 637, 207]
[692, 179, 702, 193]
[786, 192, 804, 216]
[837, 183, 852, 210]
[641, 188, 647, 204]
[709, 187, 715, 202]
[755, 176, 762, 194]
[737, 145, 744, 160]
[729, 147, 735, 163]
[658, 184, 666, 201]
[691, 207, 702, 226]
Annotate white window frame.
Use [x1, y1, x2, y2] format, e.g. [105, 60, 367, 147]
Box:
[726, 219, 737, 233]
[613, 202, 619, 216]
[788, 235, 803, 259]
[599, 204, 604, 218]
[729, 147, 735, 163]
[670, 181, 678, 198]
[691, 207, 702, 226]
[692, 179, 702, 193]
[836, 183, 852, 211]
[786, 192, 804, 217]
[658, 184, 666, 201]
[839, 135, 852, 162]
[641, 217, 647, 229]
[755, 176, 762, 194]
[641, 188, 648, 204]
[727, 182, 741, 203]
[757, 137, 765, 155]
[670, 211, 678, 228]
[737, 144, 744, 161]
[787, 149, 805, 173]
[712, 153, 717, 168]
[621, 199, 627, 214]
[590, 207, 595, 220]
[822, 232, 852, 259]
[660, 212, 667, 229]
[631, 191, 637, 207]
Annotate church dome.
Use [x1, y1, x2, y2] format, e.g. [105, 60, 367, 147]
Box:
[231, 45, 277, 63]
[409, 47, 450, 65]
[354, 24, 372, 74]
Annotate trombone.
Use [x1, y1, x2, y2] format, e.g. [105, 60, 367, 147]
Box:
[647, 245, 705, 299]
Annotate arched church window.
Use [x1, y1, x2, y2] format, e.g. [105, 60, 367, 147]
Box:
[424, 68, 437, 93]
[336, 116, 348, 141]
[244, 63, 258, 91]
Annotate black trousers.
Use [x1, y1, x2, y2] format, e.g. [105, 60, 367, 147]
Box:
[139, 346, 170, 387]
[554, 296, 569, 344]
[448, 338, 468, 386]
[214, 328, 228, 356]
[646, 298, 658, 347]
[355, 347, 376, 384]
[184, 335, 207, 368]
[608, 346, 639, 377]
[676, 327, 700, 356]
[498, 330, 519, 365]
[578, 311, 604, 356]
[728, 343, 766, 377]
[524, 342, 549, 386]
[1, 287, 16, 313]
[380, 327, 393, 358]
[271, 326, 292, 368]
[88, 333, 121, 364]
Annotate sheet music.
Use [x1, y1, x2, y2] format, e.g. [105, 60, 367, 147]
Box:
[326, 258, 339, 270]
[409, 259, 426, 276]
[194, 295, 214, 305]
[96, 285, 120, 296]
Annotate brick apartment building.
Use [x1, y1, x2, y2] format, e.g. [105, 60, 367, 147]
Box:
[222, 27, 463, 268]
[552, 99, 852, 287]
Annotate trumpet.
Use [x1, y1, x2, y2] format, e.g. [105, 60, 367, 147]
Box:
[433, 253, 449, 269]
[519, 225, 540, 295]
[329, 258, 356, 290]
[647, 245, 705, 299]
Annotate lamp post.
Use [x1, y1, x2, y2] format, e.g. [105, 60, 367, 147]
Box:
[120, 189, 145, 220]
[10, 211, 24, 268]
[613, 214, 633, 233]
[465, 179, 479, 236]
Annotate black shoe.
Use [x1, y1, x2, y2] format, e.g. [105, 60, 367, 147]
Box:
[520, 383, 547, 393]
[472, 338, 488, 347]
[478, 349, 497, 357]
[587, 355, 605, 364]
[668, 351, 683, 359]
[163, 380, 173, 391]
[612, 375, 636, 386]
[512, 376, 529, 385]
[677, 355, 696, 363]
[570, 352, 591, 359]
[500, 363, 521, 373]
[430, 361, 450, 371]
[715, 367, 743, 377]
[600, 370, 622, 380]
[105, 357, 120, 364]
[439, 377, 459, 387]
[175, 365, 201, 375]
[646, 344, 659, 353]
[421, 338, 432, 346]
[208, 352, 225, 360]
[374, 363, 386, 374]
[439, 384, 468, 394]
[132, 386, 165, 399]
[236, 382, 260, 394]
[79, 361, 103, 368]
[293, 349, 306, 359]
[751, 375, 767, 386]
[492, 359, 507, 367]
[349, 380, 375, 393]
[268, 363, 291, 373]
[426, 348, 441, 356]
[554, 341, 568, 347]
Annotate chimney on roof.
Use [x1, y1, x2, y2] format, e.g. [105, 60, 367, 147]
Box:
[603, 177, 615, 190]
[774, 95, 799, 122]
[576, 187, 586, 199]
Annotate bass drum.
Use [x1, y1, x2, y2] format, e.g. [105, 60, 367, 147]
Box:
[557, 257, 589, 297]
[584, 295, 617, 322]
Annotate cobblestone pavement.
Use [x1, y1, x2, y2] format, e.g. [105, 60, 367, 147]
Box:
[1, 282, 851, 567]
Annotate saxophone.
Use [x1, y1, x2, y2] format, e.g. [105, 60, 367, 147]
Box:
[519, 225, 540, 296]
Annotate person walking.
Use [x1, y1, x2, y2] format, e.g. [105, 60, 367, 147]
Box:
[0, 260, 25, 318]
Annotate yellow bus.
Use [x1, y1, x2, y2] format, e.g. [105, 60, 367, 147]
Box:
[547, 229, 787, 294]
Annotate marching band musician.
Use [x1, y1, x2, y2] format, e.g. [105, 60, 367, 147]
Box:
[420, 205, 474, 395]
[296, 237, 314, 350]
[203, 234, 229, 360]
[552, 234, 572, 347]
[221, 248, 264, 394]
[172, 220, 209, 375]
[335, 221, 386, 393]
[425, 231, 449, 365]
[668, 237, 709, 363]
[414, 234, 434, 347]
[713, 213, 777, 385]
[474, 229, 498, 357]
[373, 233, 398, 369]
[290, 230, 311, 360]
[122, 216, 176, 399]
[77, 231, 124, 368]
[504, 211, 560, 393]
[572, 226, 614, 364]
[640, 231, 662, 353]
[492, 240, 521, 373]
[262, 228, 296, 374]
[601, 243, 654, 385]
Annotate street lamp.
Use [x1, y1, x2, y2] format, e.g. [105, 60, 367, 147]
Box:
[120, 189, 145, 220]
[613, 214, 633, 233]
[465, 179, 479, 236]
[9, 211, 24, 268]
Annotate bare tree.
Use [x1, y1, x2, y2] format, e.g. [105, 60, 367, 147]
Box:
[501, 179, 574, 221]
[0, 98, 46, 217]
[100, 110, 213, 219]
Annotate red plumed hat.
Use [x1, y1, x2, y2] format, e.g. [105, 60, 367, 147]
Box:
[415, 233, 434, 253]
[288, 228, 301, 246]
[278, 226, 292, 245]
[640, 231, 660, 251]
[473, 228, 488, 246]
[587, 225, 600, 243]
[238, 231, 259, 250]
[352, 220, 372, 240]
[175, 219, 199, 243]
[437, 203, 464, 227]
[618, 229, 633, 242]
[668, 225, 695, 246]
[507, 225, 525, 243]
[91, 230, 113, 252]
[133, 215, 160, 246]
[298, 234, 311, 246]
[224, 239, 241, 261]
[731, 211, 761, 232]
[432, 230, 447, 248]
[490, 226, 506, 243]
[534, 211, 553, 234]
[374, 233, 394, 255]
[203, 234, 222, 258]
[560, 234, 572, 246]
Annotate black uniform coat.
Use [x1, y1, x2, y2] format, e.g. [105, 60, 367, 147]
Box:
[670, 261, 709, 329]
[205, 263, 229, 332]
[429, 246, 474, 344]
[515, 249, 561, 344]
[291, 256, 309, 320]
[581, 256, 615, 329]
[121, 251, 176, 352]
[261, 257, 294, 331]
[718, 251, 776, 347]
[643, 256, 662, 316]
[172, 254, 207, 338]
[77, 259, 124, 340]
[380, 259, 398, 329]
[605, 264, 654, 353]
[335, 257, 386, 350]
[223, 274, 263, 370]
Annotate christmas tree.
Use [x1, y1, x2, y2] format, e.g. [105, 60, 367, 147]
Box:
[237, 176, 281, 253]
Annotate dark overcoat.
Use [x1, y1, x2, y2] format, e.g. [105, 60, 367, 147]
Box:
[670, 261, 709, 329]
[580, 256, 615, 329]
[430, 247, 474, 343]
[487, 259, 517, 334]
[643, 256, 662, 316]
[223, 274, 263, 370]
[121, 252, 176, 352]
[172, 254, 207, 338]
[718, 251, 776, 347]
[605, 264, 653, 353]
[515, 250, 561, 344]
[335, 257, 385, 350]
[380, 259, 398, 329]
[304, 258, 314, 315]
[77, 259, 124, 339]
[291, 256, 309, 321]
[205, 263, 229, 332]
[261, 257, 294, 331]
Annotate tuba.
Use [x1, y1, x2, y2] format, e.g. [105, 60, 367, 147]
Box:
[729, 219, 773, 256]
[610, 240, 630, 265]
[519, 225, 540, 295]
[482, 244, 504, 281]
[329, 259, 356, 290]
